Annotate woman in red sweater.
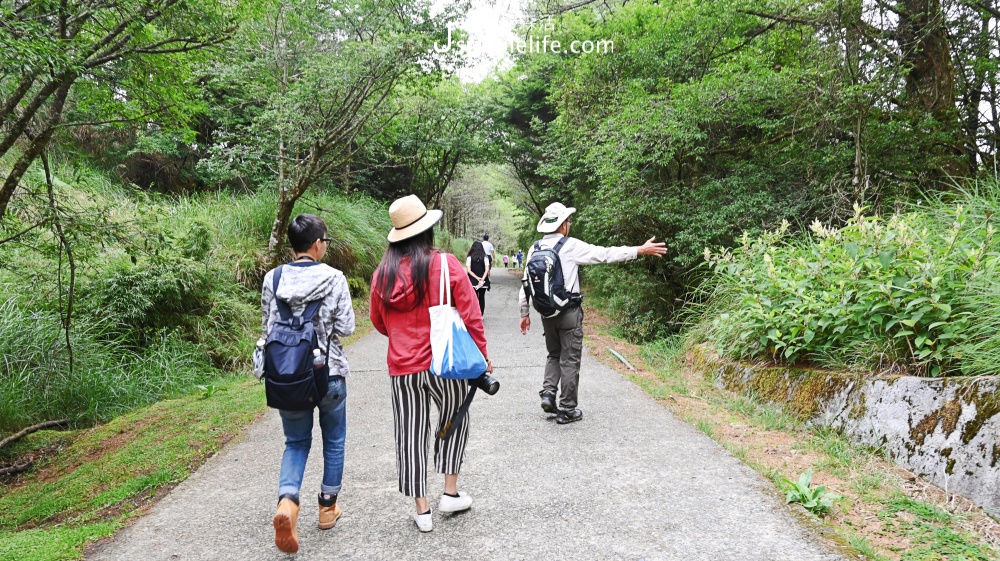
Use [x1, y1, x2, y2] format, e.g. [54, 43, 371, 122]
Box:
[369, 195, 493, 533]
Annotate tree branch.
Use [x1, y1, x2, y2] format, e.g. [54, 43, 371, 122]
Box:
[0, 419, 68, 450]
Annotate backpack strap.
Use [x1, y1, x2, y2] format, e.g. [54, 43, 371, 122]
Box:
[553, 236, 569, 253]
[273, 266, 293, 321]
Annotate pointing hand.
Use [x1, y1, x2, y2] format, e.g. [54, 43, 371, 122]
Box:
[638, 236, 667, 257]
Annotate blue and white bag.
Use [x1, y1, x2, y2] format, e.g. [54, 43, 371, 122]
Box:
[429, 253, 487, 380]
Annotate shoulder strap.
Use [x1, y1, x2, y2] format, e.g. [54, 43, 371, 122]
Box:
[302, 299, 323, 322]
[438, 252, 451, 306]
[273, 266, 293, 321]
[553, 236, 569, 254]
[533, 241, 541, 252]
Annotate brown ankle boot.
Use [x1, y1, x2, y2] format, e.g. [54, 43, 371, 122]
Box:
[273, 496, 300, 553]
[318, 493, 341, 530]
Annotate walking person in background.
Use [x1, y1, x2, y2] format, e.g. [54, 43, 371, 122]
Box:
[261, 214, 356, 553]
[518, 202, 666, 424]
[480, 233, 495, 269]
[465, 241, 491, 315]
[502, 254, 509, 268]
[370, 195, 494, 533]
[516, 249, 523, 269]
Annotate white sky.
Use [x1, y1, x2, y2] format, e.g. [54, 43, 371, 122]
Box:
[439, 1, 524, 82]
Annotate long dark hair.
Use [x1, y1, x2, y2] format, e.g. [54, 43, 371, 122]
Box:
[375, 228, 435, 308]
[467, 240, 486, 261]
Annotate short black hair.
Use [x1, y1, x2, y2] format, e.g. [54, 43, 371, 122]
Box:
[288, 214, 328, 252]
[483, 233, 489, 240]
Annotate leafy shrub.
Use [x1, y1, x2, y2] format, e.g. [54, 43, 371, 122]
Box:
[783, 469, 840, 516]
[86, 257, 214, 346]
[698, 193, 997, 376]
[585, 266, 679, 343]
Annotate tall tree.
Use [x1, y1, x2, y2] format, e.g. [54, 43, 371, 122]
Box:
[0, 0, 234, 218]
[201, 0, 466, 267]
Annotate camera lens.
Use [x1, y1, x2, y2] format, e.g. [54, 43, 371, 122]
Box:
[472, 373, 500, 395]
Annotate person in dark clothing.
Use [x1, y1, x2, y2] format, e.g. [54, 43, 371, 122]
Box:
[465, 241, 491, 315]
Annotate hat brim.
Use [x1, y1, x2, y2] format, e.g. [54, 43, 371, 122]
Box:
[536, 207, 576, 233]
[387, 209, 443, 243]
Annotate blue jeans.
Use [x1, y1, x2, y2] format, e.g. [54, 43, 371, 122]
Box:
[277, 376, 347, 499]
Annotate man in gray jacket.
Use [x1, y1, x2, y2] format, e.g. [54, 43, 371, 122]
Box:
[518, 202, 666, 424]
[261, 214, 355, 553]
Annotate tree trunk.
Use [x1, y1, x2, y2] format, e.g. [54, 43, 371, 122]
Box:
[963, 12, 991, 174]
[267, 186, 296, 269]
[0, 80, 72, 218]
[897, 0, 970, 180]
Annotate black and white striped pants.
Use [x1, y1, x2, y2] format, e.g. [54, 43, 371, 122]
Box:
[390, 370, 471, 497]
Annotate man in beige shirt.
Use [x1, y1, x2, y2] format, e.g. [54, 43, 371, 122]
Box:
[518, 202, 667, 424]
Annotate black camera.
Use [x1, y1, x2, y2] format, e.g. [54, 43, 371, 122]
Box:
[470, 373, 499, 395]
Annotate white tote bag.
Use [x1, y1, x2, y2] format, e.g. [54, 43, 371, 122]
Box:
[429, 253, 487, 380]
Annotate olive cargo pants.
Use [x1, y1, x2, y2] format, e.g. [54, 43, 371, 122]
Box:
[540, 306, 584, 410]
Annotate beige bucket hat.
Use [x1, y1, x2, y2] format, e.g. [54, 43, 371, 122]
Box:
[536, 202, 577, 233]
[386, 194, 443, 243]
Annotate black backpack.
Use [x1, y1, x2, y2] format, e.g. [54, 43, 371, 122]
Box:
[522, 237, 582, 318]
[263, 266, 329, 411]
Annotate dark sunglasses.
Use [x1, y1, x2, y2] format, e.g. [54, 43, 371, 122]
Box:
[320, 237, 333, 243]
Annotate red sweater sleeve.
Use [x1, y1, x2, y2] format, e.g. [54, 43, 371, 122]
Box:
[369, 271, 387, 336]
[447, 253, 488, 360]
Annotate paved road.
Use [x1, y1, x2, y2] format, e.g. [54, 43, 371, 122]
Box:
[89, 272, 845, 561]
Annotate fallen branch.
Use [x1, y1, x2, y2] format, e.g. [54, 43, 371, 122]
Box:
[0, 462, 33, 477]
[0, 419, 68, 450]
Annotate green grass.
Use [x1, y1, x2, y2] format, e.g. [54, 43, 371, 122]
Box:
[695, 419, 715, 437]
[0, 157, 388, 435]
[803, 426, 883, 478]
[0, 377, 265, 561]
[716, 391, 800, 432]
[875, 495, 996, 561]
[840, 532, 892, 561]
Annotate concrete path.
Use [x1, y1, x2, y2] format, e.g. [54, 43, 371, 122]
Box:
[88, 272, 845, 561]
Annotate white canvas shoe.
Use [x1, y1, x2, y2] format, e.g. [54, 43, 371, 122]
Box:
[438, 491, 473, 513]
[412, 510, 433, 532]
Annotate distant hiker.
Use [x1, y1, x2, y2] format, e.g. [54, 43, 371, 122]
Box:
[260, 214, 356, 554]
[480, 233, 495, 269]
[465, 240, 491, 315]
[370, 195, 494, 533]
[503, 254, 509, 268]
[516, 250, 523, 268]
[518, 202, 666, 424]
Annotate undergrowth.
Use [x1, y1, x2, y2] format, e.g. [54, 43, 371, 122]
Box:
[0, 156, 388, 434]
[694, 179, 1000, 376]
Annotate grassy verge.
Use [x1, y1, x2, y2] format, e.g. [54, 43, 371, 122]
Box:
[0, 311, 373, 561]
[581, 298, 1000, 561]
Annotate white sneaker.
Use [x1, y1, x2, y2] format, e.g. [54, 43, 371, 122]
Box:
[438, 491, 473, 513]
[412, 510, 433, 532]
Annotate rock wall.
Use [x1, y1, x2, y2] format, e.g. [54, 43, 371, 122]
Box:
[688, 345, 1000, 519]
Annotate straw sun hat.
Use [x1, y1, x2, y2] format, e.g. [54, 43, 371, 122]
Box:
[386, 195, 444, 243]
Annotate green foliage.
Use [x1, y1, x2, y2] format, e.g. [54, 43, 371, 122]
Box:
[196, 384, 226, 399]
[876, 495, 996, 561]
[0, 156, 387, 434]
[783, 469, 840, 515]
[698, 184, 999, 375]
[0, 378, 263, 560]
[584, 266, 677, 343]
